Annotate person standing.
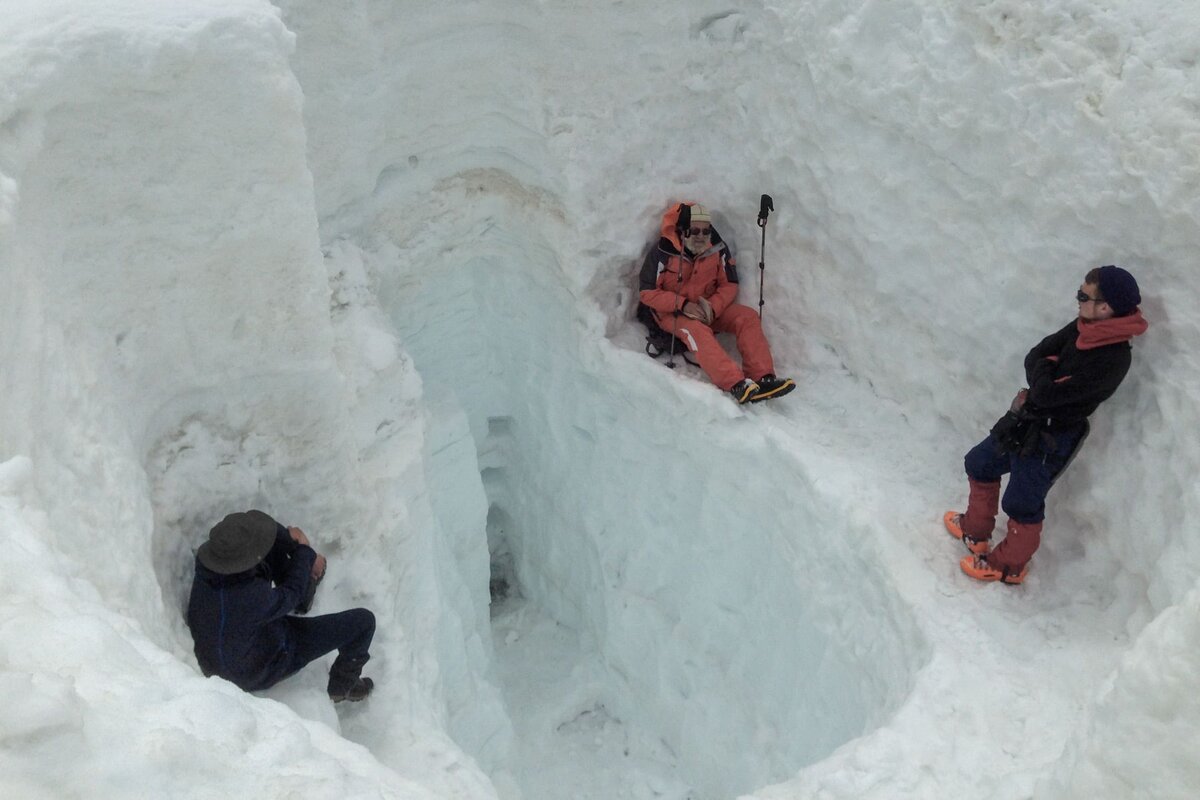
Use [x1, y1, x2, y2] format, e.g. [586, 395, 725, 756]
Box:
[944, 266, 1148, 583]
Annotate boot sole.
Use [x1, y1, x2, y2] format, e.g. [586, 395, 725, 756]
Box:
[749, 379, 796, 403]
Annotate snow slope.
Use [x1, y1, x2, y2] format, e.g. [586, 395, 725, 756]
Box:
[2, 1, 1197, 798]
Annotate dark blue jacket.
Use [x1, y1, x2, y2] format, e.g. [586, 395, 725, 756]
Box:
[186, 525, 315, 691]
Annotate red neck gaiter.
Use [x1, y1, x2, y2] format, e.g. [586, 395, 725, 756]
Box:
[1077, 309, 1149, 350]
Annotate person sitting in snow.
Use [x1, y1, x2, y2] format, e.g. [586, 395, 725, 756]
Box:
[638, 201, 794, 404]
[944, 266, 1148, 584]
[187, 510, 376, 701]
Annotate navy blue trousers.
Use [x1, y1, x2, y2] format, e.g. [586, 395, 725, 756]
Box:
[964, 429, 1083, 524]
[280, 608, 375, 682]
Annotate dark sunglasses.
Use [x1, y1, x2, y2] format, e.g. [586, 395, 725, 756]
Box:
[686, 227, 711, 237]
[1076, 290, 1105, 304]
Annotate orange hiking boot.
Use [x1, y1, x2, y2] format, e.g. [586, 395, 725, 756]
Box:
[943, 511, 990, 555]
[960, 554, 1028, 585]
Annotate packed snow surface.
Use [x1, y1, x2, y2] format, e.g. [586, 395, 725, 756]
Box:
[2, 1, 1198, 799]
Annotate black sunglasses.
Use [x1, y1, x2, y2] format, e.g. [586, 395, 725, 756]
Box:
[686, 227, 711, 237]
[1076, 290, 1105, 304]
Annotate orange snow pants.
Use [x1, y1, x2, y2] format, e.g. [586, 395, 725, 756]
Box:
[655, 303, 775, 391]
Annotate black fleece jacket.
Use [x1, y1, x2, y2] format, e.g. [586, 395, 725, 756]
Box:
[1023, 320, 1132, 428]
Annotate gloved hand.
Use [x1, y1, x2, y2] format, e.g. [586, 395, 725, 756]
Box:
[681, 299, 714, 325]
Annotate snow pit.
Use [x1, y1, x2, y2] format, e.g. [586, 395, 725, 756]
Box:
[358, 225, 928, 799]
[5, 1, 1200, 799]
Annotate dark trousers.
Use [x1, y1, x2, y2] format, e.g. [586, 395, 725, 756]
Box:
[964, 428, 1084, 524]
[282, 608, 375, 681]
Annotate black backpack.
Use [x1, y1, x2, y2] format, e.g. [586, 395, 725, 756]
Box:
[637, 201, 706, 367]
[636, 302, 699, 366]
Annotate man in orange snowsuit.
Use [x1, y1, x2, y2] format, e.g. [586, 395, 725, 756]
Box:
[638, 202, 794, 403]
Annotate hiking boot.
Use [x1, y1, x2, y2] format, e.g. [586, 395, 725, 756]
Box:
[731, 378, 760, 404]
[329, 677, 374, 703]
[750, 374, 796, 402]
[327, 654, 372, 702]
[943, 511, 990, 555]
[960, 554, 1028, 585]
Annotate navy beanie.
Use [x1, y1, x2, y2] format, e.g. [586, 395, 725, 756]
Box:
[1096, 265, 1140, 317]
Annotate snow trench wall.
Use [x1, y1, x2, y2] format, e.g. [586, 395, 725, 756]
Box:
[764, 0, 1200, 615]
[0, 5, 502, 798]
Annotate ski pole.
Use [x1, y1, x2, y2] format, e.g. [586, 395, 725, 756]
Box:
[757, 194, 773, 320]
[667, 202, 691, 369]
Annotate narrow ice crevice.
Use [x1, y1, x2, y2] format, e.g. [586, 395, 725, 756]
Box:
[276, 2, 929, 790]
[333, 189, 930, 798]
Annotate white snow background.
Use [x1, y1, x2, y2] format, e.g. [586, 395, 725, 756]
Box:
[1, 1, 1197, 799]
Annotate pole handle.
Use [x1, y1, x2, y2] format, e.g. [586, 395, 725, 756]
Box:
[757, 194, 773, 228]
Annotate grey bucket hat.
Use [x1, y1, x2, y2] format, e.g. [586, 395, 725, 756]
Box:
[197, 510, 278, 574]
